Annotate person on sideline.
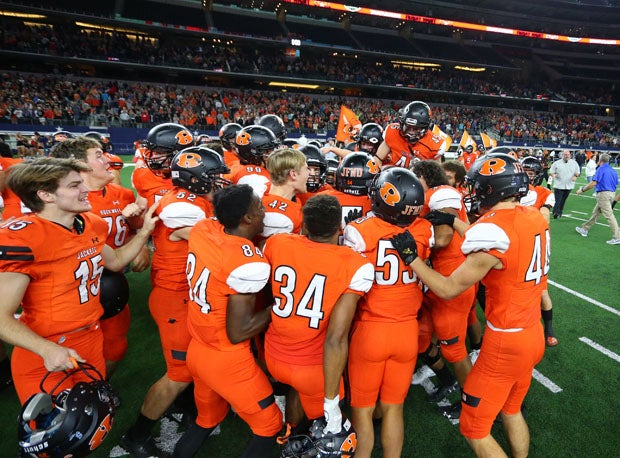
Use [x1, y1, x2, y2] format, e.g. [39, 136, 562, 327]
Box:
[549, 150, 580, 219]
[575, 153, 620, 245]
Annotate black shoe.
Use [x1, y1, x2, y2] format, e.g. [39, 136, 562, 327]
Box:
[428, 381, 459, 403]
[121, 434, 168, 458]
[552, 213, 558, 219]
[440, 402, 462, 421]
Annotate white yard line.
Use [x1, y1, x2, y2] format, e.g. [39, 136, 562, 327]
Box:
[532, 369, 563, 393]
[579, 337, 620, 363]
[563, 214, 610, 227]
[548, 280, 620, 317]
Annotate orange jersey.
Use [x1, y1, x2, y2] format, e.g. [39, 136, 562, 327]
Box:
[520, 185, 555, 210]
[383, 123, 443, 167]
[131, 165, 173, 207]
[87, 183, 136, 248]
[423, 185, 468, 275]
[459, 151, 479, 171]
[186, 218, 270, 351]
[343, 215, 434, 322]
[462, 206, 549, 330]
[0, 157, 32, 218]
[263, 233, 374, 365]
[0, 213, 108, 337]
[225, 163, 271, 198]
[223, 148, 239, 168]
[296, 183, 334, 207]
[151, 188, 213, 290]
[260, 193, 303, 239]
[317, 188, 372, 231]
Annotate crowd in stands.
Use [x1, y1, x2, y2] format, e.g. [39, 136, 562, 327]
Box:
[1, 74, 618, 148]
[1, 19, 616, 108]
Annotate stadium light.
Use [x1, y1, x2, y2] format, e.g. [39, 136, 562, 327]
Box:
[0, 11, 46, 18]
[268, 82, 320, 89]
[454, 65, 486, 72]
[281, 0, 620, 46]
[391, 60, 441, 68]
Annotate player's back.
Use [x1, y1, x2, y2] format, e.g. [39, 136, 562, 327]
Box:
[151, 188, 212, 289]
[187, 219, 269, 351]
[264, 233, 373, 365]
[463, 206, 549, 329]
[344, 215, 433, 322]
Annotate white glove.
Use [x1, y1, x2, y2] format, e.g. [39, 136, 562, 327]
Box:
[323, 395, 342, 434]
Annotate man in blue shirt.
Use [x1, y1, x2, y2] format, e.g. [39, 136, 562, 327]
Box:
[575, 153, 620, 245]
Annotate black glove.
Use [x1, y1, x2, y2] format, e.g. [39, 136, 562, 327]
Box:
[613, 200, 617, 209]
[425, 210, 456, 227]
[344, 208, 363, 225]
[390, 230, 418, 265]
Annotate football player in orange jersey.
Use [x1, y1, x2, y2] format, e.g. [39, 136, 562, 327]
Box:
[321, 122, 384, 159]
[375, 101, 443, 167]
[0, 157, 158, 404]
[318, 152, 378, 235]
[459, 144, 479, 171]
[131, 123, 192, 207]
[122, 146, 230, 457]
[264, 195, 373, 456]
[260, 148, 308, 239]
[0, 153, 31, 219]
[255, 147, 308, 433]
[50, 137, 150, 378]
[343, 168, 435, 458]
[412, 160, 477, 418]
[173, 184, 282, 458]
[392, 153, 547, 458]
[442, 160, 468, 198]
[103, 152, 124, 186]
[258, 114, 287, 145]
[218, 122, 242, 167]
[441, 160, 484, 362]
[296, 144, 333, 207]
[227, 125, 279, 198]
[520, 156, 558, 347]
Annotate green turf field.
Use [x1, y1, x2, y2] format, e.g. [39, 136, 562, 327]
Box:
[1, 164, 619, 457]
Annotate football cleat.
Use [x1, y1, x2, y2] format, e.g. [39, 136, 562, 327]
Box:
[428, 380, 459, 403]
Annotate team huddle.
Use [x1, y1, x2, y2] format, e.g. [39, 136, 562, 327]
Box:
[0, 101, 551, 458]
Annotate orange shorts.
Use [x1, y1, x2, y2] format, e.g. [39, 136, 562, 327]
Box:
[100, 305, 130, 362]
[148, 286, 192, 382]
[265, 353, 345, 420]
[427, 286, 476, 362]
[348, 320, 418, 407]
[12, 325, 105, 404]
[187, 339, 282, 436]
[460, 323, 545, 439]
